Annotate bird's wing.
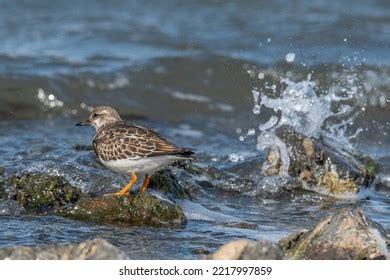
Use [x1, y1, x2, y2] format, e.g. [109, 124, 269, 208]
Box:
[93, 123, 189, 161]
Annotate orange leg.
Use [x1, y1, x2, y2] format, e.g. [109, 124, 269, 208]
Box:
[107, 171, 138, 196]
[140, 174, 150, 193]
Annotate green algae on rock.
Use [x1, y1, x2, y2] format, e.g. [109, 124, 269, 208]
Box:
[279, 209, 388, 260]
[360, 156, 381, 179]
[55, 193, 187, 227]
[9, 174, 81, 213]
[0, 238, 127, 260]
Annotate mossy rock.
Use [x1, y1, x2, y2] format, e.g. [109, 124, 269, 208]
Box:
[360, 156, 380, 178]
[279, 209, 388, 260]
[149, 169, 192, 200]
[9, 174, 81, 213]
[263, 125, 377, 196]
[55, 193, 187, 227]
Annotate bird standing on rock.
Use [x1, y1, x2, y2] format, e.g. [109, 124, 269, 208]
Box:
[76, 106, 194, 196]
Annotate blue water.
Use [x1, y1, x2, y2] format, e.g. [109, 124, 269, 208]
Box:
[0, 0, 389, 259]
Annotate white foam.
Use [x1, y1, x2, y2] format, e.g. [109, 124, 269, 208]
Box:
[253, 76, 363, 173]
[181, 200, 242, 223]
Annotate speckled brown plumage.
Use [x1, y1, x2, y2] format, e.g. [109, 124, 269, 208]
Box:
[93, 122, 194, 162]
[76, 105, 194, 195]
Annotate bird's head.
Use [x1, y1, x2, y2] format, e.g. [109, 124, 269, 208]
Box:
[75, 106, 122, 130]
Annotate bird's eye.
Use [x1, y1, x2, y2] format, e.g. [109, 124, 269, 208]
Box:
[92, 113, 98, 118]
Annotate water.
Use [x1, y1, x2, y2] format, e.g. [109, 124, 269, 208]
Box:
[0, 0, 389, 259]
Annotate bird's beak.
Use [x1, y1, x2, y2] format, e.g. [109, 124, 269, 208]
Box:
[75, 119, 92, 126]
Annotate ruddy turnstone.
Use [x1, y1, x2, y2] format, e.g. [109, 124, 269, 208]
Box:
[76, 106, 194, 195]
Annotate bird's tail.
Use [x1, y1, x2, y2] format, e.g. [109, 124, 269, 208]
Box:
[175, 148, 195, 159]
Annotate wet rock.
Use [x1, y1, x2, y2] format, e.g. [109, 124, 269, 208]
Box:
[149, 169, 193, 200]
[192, 248, 211, 255]
[55, 193, 187, 227]
[9, 173, 81, 213]
[207, 239, 283, 260]
[263, 125, 377, 196]
[0, 181, 6, 201]
[279, 209, 388, 260]
[224, 222, 259, 230]
[0, 238, 127, 260]
[0, 166, 6, 175]
[262, 146, 282, 176]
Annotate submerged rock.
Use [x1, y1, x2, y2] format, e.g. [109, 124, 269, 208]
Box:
[279, 209, 388, 260]
[55, 193, 187, 227]
[9, 173, 81, 213]
[207, 239, 283, 260]
[263, 126, 378, 196]
[0, 238, 127, 260]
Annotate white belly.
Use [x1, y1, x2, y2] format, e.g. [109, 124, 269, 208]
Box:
[100, 155, 179, 175]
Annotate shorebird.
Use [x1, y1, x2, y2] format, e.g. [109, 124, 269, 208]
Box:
[76, 106, 194, 195]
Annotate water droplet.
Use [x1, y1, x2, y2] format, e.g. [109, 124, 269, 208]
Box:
[229, 153, 239, 163]
[252, 105, 261, 114]
[247, 128, 256, 136]
[285, 53, 296, 62]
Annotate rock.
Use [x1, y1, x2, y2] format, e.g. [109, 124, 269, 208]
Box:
[262, 146, 282, 176]
[279, 209, 388, 260]
[55, 193, 187, 227]
[0, 166, 5, 175]
[223, 222, 259, 230]
[149, 169, 193, 200]
[9, 173, 81, 213]
[192, 248, 211, 255]
[263, 125, 377, 196]
[0, 238, 127, 260]
[0, 181, 6, 201]
[207, 239, 283, 260]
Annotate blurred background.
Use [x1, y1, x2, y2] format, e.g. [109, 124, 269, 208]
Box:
[0, 0, 389, 259]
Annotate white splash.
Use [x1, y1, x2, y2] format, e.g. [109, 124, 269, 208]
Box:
[254, 74, 362, 172]
[229, 153, 239, 163]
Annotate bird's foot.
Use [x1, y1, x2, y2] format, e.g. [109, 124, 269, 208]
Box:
[104, 171, 138, 197]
